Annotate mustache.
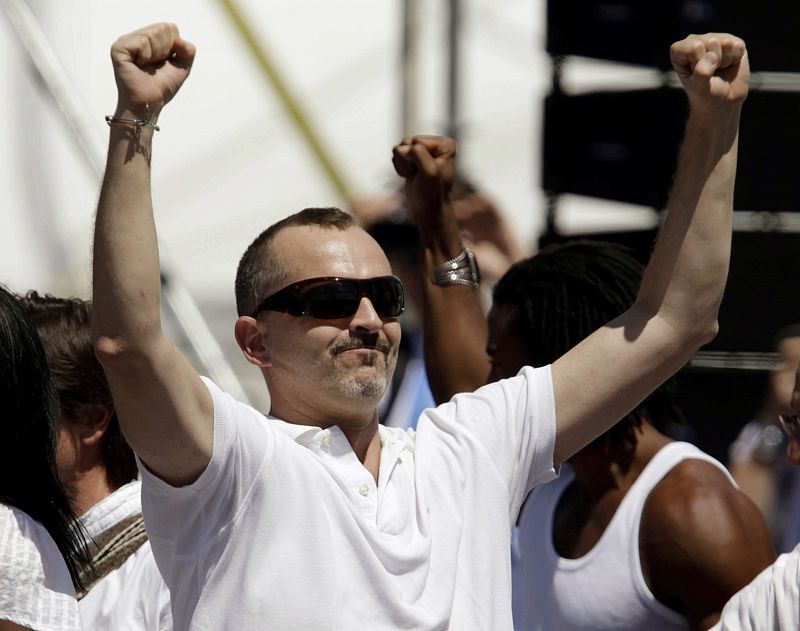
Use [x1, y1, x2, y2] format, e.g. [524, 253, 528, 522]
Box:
[331, 337, 391, 356]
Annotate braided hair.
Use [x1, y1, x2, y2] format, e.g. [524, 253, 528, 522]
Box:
[493, 240, 683, 437]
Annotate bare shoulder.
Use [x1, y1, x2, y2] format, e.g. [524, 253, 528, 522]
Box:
[640, 457, 775, 628]
[646, 457, 742, 514]
[642, 457, 770, 558]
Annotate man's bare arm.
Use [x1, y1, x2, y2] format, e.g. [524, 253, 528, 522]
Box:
[391, 138, 490, 404]
[92, 23, 212, 486]
[550, 34, 749, 465]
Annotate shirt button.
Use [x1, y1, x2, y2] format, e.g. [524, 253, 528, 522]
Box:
[321, 435, 332, 449]
[358, 484, 369, 497]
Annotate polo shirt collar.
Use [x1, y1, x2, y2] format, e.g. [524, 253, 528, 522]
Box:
[266, 415, 323, 445]
[266, 417, 413, 479]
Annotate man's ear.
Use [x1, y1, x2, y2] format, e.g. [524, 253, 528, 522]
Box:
[77, 404, 114, 447]
[235, 316, 272, 368]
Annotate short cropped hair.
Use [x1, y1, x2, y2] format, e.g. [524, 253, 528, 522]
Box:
[235, 207, 358, 317]
[19, 292, 138, 489]
[493, 240, 683, 434]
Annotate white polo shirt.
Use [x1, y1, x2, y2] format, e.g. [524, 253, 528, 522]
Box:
[140, 366, 557, 630]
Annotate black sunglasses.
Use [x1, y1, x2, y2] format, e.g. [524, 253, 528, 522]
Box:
[251, 275, 405, 320]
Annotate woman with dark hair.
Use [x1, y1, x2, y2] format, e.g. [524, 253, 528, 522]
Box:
[19, 292, 171, 629]
[0, 285, 89, 630]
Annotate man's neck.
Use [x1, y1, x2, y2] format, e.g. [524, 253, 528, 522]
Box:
[552, 423, 675, 560]
[344, 423, 382, 483]
[569, 422, 672, 498]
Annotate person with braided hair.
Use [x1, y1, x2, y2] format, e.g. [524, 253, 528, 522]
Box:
[495, 243, 774, 630]
[407, 205, 776, 628]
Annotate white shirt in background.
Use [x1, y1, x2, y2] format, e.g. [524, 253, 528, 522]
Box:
[140, 366, 557, 630]
[79, 480, 172, 630]
[0, 503, 82, 631]
[712, 544, 800, 631]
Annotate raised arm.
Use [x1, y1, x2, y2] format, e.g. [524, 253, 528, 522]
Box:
[391, 138, 490, 403]
[92, 23, 212, 486]
[551, 33, 749, 464]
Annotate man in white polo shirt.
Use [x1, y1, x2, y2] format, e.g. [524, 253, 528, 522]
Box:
[91, 22, 749, 629]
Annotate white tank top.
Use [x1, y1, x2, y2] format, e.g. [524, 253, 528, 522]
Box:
[512, 441, 735, 630]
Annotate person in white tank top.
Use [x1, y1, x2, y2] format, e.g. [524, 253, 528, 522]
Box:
[515, 441, 745, 630]
[413, 238, 776, 630]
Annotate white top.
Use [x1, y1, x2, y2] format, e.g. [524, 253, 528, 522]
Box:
[711, 544, 800, 631]
[512, 442, 734, 630]
[0, 503, 82, 631]
[139, 366, 557, 630]
[79, 480, 172, 631]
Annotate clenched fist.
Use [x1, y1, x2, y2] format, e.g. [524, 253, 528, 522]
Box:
[392, 136, 457, 225]
[670, 33, 749, 114]
[110, 22, 195, 119]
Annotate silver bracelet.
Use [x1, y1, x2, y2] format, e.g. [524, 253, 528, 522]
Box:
[431, 248, 481, 287]
[105, 115, 160, 132]
[105, 105, 160, 133]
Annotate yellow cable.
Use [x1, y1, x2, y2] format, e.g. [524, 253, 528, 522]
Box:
[218, 0, 353, 201]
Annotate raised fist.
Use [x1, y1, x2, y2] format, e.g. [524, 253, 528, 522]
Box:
[670, 33, 749, 113]
[392, 136, 457, 223]
[110, 23, 195, 118]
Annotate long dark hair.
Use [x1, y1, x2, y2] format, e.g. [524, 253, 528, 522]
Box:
[0, 285, 91, 589]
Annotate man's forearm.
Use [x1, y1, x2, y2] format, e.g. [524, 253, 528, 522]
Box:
[634, 107, 740, 342]
[93, 124, 162, 354]
[418, 200, 490, 403]
[391, 137, 493, 402]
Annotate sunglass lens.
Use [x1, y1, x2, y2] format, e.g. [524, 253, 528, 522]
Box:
[292, 277, 404, 319]
[368, 278, 404, 318]
[301, 281, 360, 319]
